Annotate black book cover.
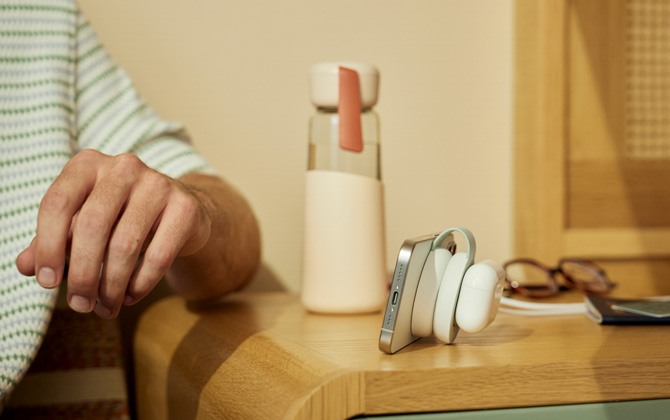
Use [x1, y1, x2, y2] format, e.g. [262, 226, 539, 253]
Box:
[585, 295, 670, 325]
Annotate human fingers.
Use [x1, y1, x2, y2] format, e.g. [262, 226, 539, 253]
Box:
[16, 237, 37, 277]
[33, 150, 99, 290]
[95, 175, 169, 318]
[125, 192, 206, 305]
[19, 213, 77, 277]
[66, 154, 137, 313]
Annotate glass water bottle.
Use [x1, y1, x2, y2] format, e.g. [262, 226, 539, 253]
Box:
[301, 62, 387, 314]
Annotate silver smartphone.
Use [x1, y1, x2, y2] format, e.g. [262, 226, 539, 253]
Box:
[379, 232, 456, 354]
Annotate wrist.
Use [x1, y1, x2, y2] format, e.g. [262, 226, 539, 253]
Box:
[177, 186, 215, 257]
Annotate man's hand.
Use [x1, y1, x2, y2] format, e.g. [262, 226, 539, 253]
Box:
[16, 149, 215, 318]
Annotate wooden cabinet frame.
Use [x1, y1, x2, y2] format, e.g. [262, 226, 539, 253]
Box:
[514, 0, 670, 261]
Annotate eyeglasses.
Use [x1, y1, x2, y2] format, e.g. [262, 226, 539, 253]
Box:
[503, 258, 616, 298]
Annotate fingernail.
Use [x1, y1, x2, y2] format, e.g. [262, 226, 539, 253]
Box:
[124, 294, 134, 305]
[95, 302, 113, 318]
[37, 267, 57, 288]
[70, 295, 92, 313]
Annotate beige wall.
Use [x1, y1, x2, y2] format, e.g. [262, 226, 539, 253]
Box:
[78, 0, 514, 292]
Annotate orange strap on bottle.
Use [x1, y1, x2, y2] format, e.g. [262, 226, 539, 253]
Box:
[338, 66, 364, 153]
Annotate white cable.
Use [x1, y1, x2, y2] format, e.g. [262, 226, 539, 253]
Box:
[499, 306, 586, 316]
[499, 297, 586, 316]
[500, 297, 585, 310]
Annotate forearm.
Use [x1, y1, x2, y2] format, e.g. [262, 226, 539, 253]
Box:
[168, 172, 261, 301]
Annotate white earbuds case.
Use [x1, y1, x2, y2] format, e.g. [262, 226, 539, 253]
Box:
[455, 260, 506, 333]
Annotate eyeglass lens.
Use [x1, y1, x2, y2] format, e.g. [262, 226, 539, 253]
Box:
[504, 262, 559, 297]
[559, 260, 610, 293]
[505, 259, 613, 297]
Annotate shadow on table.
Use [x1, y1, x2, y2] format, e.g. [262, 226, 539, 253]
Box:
[166, 264, 286, 420]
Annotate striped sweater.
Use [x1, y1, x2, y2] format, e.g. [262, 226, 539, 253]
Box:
[0, 0, 214, 401]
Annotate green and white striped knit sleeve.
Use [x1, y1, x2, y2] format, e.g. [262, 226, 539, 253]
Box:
[1, 1, 74, 402]
[73, 10, 215, 178]
[1, 0, 216, 405]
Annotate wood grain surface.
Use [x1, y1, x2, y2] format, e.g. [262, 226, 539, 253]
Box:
[134, 292, 670, 419]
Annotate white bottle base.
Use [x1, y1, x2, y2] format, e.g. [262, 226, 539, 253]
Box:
[301, 170, 388, 314]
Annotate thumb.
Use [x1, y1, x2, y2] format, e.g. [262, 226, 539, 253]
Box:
[16, 237, 37, 276]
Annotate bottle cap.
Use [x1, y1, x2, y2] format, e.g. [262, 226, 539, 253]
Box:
[309, 62, 379, 109]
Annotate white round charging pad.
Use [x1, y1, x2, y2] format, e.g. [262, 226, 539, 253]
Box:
[411, 248, 452, 337]
[433, 252, 469, 344]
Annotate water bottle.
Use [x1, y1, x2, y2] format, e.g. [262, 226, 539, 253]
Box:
[301, 62, 387, 314]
